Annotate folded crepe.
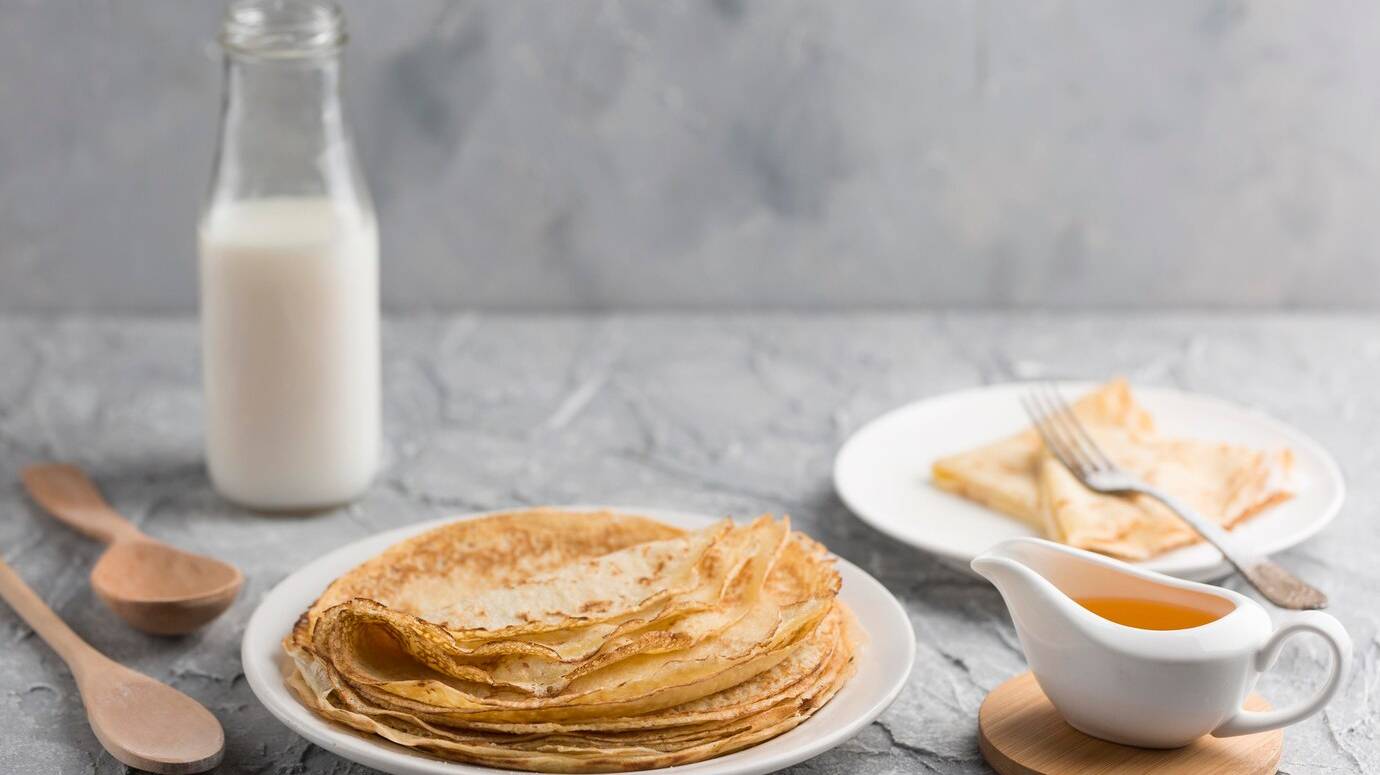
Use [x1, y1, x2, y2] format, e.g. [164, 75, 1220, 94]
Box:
[933, 380, 1294, 560]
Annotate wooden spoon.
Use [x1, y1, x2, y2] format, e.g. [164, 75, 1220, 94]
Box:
[22, 463, 243, 636]
[0, 559, 225, 773]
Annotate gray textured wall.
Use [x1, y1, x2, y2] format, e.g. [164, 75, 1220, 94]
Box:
[4, 1, 1380, 313]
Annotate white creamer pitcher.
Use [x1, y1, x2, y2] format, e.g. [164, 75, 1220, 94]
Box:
[973, 538, 1351, 748]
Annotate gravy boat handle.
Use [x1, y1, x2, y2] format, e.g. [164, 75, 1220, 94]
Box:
[1212, 610, 1352, 737]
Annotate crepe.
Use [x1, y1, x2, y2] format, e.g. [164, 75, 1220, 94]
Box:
[931, 380, 1155, 529]
[1038, 435, 1294, 560]
[933, 380, 1294, 559]
[306, 519, 814, 702]
[294, 508, 687, 646]
[283, 509, 857, 772]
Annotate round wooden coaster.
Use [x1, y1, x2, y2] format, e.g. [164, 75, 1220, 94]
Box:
[978, 672, 1282, 775]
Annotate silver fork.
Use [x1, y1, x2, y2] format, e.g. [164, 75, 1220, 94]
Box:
[1022, 383, 1326, 610]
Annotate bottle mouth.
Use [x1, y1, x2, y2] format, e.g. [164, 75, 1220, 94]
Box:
[220, 0, 345, 59]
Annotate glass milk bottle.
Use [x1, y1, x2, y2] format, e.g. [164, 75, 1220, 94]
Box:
[200, 0, 379, 510]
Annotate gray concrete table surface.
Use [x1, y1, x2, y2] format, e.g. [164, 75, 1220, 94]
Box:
[0, 313, 1375, 775]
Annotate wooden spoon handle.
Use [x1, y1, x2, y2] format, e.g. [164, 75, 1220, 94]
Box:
[0, 559, 101, 674]
[21, 464, 141, 545]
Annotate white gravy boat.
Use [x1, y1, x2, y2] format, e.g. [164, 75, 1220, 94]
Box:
[973, 538, 1351, 748]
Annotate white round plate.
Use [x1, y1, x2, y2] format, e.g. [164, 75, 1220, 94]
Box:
[243, 507, 915, 775]
[834, 382, 1345, 581]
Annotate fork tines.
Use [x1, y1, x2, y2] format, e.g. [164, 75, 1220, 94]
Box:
[1021, 383, 1114, 480]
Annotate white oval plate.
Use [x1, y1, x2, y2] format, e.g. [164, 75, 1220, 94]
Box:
[243, 507, 915, 775]
[834, 382, 1344, 581]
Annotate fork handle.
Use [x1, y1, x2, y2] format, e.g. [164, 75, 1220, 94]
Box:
[1127, 483, 1328, 610]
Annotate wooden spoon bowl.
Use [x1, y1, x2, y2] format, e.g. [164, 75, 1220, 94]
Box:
[91, 539, 242, 636]
[84, 658, 226, 772]
[22, 464, 244, 636]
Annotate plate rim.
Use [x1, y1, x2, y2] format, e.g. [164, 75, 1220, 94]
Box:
[241, 506, 916, 775]
[833, 381, 1346, 578]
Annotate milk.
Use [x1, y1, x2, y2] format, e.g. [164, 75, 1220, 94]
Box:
[199, 197, 379, 510]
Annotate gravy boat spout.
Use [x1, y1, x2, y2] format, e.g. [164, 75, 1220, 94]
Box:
[970, 543, 1099, 652]
[972, 538, 1351, 748]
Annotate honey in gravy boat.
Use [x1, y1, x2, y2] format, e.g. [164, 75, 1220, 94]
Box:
[1075, 596, 1222, 630]
[973, 538, 1351, 748]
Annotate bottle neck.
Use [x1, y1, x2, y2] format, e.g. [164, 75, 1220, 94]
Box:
[208, 52, 366, 209]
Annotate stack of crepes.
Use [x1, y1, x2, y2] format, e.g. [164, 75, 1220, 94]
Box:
[932, 379, 1296, 560]
[284, 510, 859, 773]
